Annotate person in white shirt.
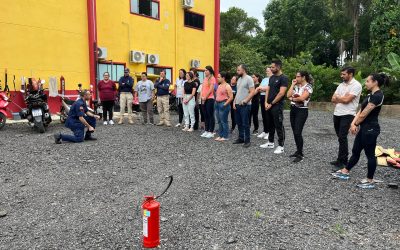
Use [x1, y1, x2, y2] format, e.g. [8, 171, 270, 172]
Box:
[331, 67, 362, 169]
[175, 69, 186, 127]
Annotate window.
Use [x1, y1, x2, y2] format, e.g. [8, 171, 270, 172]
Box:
[184, 11, 204, 30]
[197, 70, 205, 83]
[147, 66, 172, 82]
[130, 0, 159, 19]
[98, 63, 125, 82]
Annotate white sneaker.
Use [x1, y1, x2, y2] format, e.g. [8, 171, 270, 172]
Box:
[201, 132, 208, 137]
[260, 142, 274, 149]
[108, 120, 114, 125]
[175, 123, 181, 127]
[187, 128, 194, 132]
[257, 132, 266, 138]
[182, 127, 189, 131]
[263, 133, 270, 140]
[103, 121, 108, 125]
[205, 132, 214, 138]
[274, 146, 285, 154]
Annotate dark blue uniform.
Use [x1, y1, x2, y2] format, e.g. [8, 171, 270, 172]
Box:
[60, 98, 96, 142]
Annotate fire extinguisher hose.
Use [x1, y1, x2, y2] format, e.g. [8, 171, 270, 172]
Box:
[137, 176, 174, 216]
[155, 175, 173, 200]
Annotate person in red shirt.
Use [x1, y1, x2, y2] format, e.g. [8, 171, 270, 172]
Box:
[98, 72, 117, 125]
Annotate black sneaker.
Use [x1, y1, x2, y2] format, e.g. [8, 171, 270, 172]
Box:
[85, 136, 97, 141]
[289, 152, 299, 158]
[293, 156, 303, 163]
[233, 139, 244, 144]
[243, 142, 251, 148]
[54, 133, 62, 144]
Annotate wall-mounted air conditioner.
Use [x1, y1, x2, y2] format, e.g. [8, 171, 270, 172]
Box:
[98, 47, 107, 59]
[182, 0, 194, 9]
[147, 54, 160, 65]
[191, 59, 201, 68]
[130, 50, 146, 63]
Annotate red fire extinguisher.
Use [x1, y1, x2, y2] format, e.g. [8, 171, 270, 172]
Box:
[142, 176, 173, 248]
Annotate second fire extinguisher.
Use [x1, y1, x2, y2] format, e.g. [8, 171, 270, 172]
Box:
[142, 176, 173, 249]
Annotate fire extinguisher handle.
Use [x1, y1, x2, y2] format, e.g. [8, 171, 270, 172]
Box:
[155, 175, 173, 200]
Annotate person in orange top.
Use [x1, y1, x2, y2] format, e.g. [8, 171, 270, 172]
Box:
[200, 65, 217, 139]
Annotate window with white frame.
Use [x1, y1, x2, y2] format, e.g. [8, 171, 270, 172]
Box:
[130, 0, 159, 19]
[98, 63, 125, 82]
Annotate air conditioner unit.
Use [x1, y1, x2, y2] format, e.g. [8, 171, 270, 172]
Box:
[191, 59, 201, 68]
[182, 0, 194, 9]
[130, 50, 146, 63]
[147, 54, 160, 65]
[97, 47, 107, 59]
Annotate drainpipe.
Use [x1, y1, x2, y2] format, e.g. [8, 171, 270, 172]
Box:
[175, 0, 178, 82]
[214, 0, 220, 75]
[87, 0, 98, 99]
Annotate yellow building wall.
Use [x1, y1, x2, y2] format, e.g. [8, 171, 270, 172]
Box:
[0, 0, 89, 90]
[96, 0, 216, 83]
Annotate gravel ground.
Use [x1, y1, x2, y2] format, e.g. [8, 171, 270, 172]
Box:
[0, 111, 399, 250]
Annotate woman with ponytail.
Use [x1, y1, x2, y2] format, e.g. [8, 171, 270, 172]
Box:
[287, 71, 313, 163]
[332, 73, 388, 189]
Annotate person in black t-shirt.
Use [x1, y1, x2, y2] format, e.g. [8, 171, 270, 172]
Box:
[182, 72, 197, 131]
[261, 60, 289, 154]
[332, 73, 388, 189]
[190, 68, 201, 130]
[249, 74, 262, 135]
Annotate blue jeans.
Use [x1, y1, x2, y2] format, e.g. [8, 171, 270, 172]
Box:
[215, 101, 230, 139]
[61, 116, 96, 143]
[235, 104, 251, 143]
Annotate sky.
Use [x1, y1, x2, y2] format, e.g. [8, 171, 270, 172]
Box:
[220, 0, 271, 27]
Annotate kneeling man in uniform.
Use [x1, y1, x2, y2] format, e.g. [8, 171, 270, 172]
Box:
[54, 90, 100, 143]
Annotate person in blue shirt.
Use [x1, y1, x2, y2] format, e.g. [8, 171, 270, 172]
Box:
[118, 68, 134, 124]
[54, 90, 100, 143]
[154, 71, 171, 126]
[257, 67, 272, 140]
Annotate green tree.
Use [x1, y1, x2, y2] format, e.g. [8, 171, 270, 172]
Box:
[341, 0, 372, 61]
[262, 0, 337, 66]
[219, 42, 265, 75]
[369, 0, 400, 68]
[220, 7, 262, 46]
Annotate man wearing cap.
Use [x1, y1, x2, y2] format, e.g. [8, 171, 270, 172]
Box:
[118, 68, 134, 124]
[54, 90, 100, 143]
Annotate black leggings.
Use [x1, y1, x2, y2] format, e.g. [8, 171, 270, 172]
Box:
[177, 99, 184, 124]
[204, 99, 215, 132]
[102, 100, 114, 121]
[194, 104, 200, 130]
[260, 95, 268, 133]
[230, 99, 236, 130]
[346, 126, 379, 179]
[249, 97, 260, 131]
[290, 106, 308, 156]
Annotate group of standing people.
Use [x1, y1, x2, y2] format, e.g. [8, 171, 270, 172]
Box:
[56, 59, 388, 189]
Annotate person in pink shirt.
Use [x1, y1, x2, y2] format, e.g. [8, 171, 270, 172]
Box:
[215, 72, 234, 141]
[200, 65, 217, 139]
[98, 72, 117, 125]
